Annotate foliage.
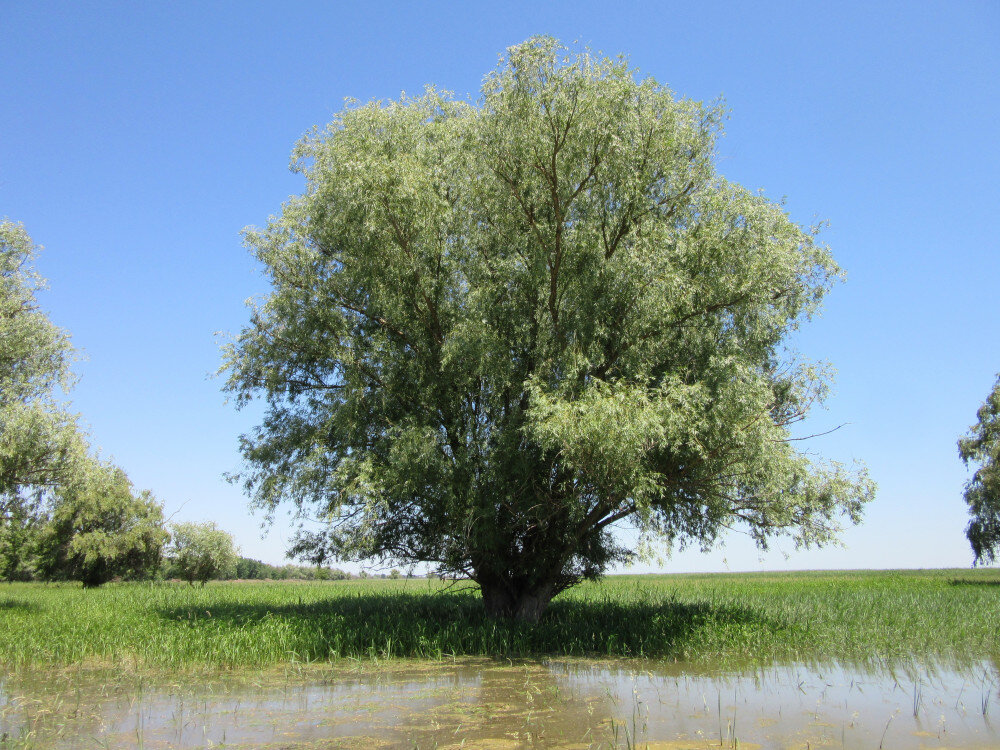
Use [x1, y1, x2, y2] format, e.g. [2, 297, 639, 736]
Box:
[223, 37, 874, 620]
[313, 564, 352, 580]
[232, 555, 351, 580]
[233, 555, 266, 579]
[0, 495, 40, 581]
[958, 373, 1000, 564]
[0, 221, 175, 589]
[168, 521, 239, 585]
[0, 220, 87, 578]
[0, 571, 996, 669]
[33, 458, 168, 587]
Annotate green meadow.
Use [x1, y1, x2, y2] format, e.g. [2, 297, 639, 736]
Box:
[1, 569, 998, 672]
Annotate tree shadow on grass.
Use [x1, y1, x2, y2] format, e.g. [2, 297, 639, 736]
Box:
[948, 577, 1000, 587]
[0, 598, 36, 612]
[157, 588, 788, 661]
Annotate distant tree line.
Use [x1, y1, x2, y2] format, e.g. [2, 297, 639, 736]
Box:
[4, 510, 222, 586]
[222, 557, 353, 581]
[5, 508, 356, 586]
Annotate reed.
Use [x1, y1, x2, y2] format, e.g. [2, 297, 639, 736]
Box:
[0, 568, 997, 670]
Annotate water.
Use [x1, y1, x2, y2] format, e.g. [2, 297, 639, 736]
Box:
[2, 658, 998, 748]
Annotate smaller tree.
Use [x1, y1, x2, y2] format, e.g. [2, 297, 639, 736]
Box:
[34, 459, 168, 587]
[169, 521, 238, 585]
[958, 373, 1000, 564]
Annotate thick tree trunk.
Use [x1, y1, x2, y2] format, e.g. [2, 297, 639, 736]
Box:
[480, 581, 554, 623]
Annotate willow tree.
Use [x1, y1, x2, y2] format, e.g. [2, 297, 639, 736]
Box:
[0, 221, 80, 498]
[34, 458, 167, 587]
[224, 38, 874, 621]
[958, 374, 1000, 565]
[1, 220, 84, 579]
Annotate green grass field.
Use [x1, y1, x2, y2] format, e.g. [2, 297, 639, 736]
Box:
[1, 569, 997, 671]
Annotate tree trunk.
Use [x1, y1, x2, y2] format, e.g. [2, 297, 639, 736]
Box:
[480, 580, 554, 623]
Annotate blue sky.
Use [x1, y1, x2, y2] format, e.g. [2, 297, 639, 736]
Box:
[3, 1, 998, 571]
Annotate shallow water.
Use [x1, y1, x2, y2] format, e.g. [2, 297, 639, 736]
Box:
[2, 658, 998, 749]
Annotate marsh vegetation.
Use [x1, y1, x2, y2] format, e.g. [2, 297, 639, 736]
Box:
[2, 570, 999, 747]
[1, 570, 997, 670]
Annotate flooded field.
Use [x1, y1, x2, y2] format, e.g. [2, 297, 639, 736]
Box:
[2, 658, 998, 749]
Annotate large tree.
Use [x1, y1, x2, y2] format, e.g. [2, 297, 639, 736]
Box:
[224, 38, 874, 621]
[958, 374, 1000, 565]
[0, 220, 85, 578]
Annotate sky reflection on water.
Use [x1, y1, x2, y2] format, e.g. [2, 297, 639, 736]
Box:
[2, 658, 998, 748]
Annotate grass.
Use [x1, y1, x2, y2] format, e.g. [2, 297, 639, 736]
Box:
[0, 568, 998, 671]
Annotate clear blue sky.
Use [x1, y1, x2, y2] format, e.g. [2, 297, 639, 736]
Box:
[3, 1, 998, 572]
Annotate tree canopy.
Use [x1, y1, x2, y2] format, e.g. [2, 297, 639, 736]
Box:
[1, 220, 170, 585]
[958, 374, 1000, 565]
[1, 220, 88, 579]
[224, 37, 874, 620]
[169, 521, 238, 586]
[0, 220, 82, 509]
[34, 458, 167, 587]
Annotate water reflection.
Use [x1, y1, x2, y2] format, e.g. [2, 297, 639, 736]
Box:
[2, 658, 998, 748]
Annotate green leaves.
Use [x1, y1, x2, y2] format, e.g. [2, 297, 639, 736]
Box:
[34, 458, 168, 586]
[0, 220, 81, 506]
[169, 521, 238, 585]
[224, 37, 873, 611]
[1, 221, 169, 585]
[958, 374, 1000, 564]
[1, 220, 91, 581]
[526, 375, 708, 507]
